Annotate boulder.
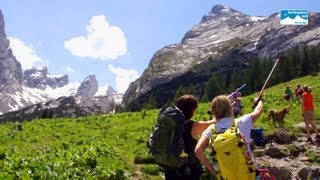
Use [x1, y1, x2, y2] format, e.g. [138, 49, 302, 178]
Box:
[269, 166, 291, 180]
[273, 129, 292, 144]
[265, 146, 287, 158]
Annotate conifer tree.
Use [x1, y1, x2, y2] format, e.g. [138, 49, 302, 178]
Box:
[186, 84, 197, 95]
[205, 73, 223, 101]
[174, 85, 186, 101]
[143, 95, 157, 110]
[301, 46, 310, 76]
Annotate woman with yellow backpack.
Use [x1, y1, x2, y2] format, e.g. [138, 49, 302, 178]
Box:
[194, 95, 264, 179]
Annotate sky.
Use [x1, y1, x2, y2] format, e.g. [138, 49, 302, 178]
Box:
[0, 1, 319, 93]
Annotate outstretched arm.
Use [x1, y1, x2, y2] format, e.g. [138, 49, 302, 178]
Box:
[250, 99, 264, 123]
[191, 119, 217, 139]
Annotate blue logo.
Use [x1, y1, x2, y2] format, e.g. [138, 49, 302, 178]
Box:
[280, 9, 308, 25]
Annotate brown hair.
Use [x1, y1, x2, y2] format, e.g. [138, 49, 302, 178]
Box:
[210, 95, 233, 119]
[176, 94, 198, 119]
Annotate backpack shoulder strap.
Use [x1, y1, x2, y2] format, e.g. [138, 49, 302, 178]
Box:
[234, 118, 239, 128]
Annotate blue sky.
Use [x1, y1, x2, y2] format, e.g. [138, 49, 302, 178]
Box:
[1, 1, 319, 93]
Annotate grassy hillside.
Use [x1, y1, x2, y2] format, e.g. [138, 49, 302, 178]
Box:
[0, 74, 319, 179]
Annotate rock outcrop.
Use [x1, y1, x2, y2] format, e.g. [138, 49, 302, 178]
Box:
[75, 75, 98, 97]
[0, 10, 23, 94]
[23, 66, 68, 90]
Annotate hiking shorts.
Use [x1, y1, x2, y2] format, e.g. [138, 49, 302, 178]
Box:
[302, 110, 314, 122]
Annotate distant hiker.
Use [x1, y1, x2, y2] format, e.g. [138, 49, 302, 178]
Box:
[159, 94, 215, 180]
[229, 91, 241, 103]
[294, 84, 303, 100]
[283, 86, 293, 101]
[232, 95, 243, 117]
[301, 85, 319, 143]
[195, 95, 264, 178]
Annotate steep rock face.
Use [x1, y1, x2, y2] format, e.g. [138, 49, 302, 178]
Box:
[23, 66, 68, 90]
[23, 66, 48, 89]
[75, 75, 98, 97]
[47, 74, 68, 88]
[0, 10, 23, 93]
[123, 5, 320, 110]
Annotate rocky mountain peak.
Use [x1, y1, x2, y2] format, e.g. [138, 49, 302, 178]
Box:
[200, 5, 243, 23]
[75, 75, 98, 97]
[23, 65, 68, 90]
[210, 5, 237, 14]
[0, 10, 23, 93]
[106, 86, 116, 97]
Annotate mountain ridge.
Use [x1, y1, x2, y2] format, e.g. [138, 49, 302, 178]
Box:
[123, 4, 320, 111]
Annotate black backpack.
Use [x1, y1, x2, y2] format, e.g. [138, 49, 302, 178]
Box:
[147, 106, 188, 169]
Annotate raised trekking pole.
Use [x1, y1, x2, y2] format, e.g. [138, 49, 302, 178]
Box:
[252, 57, 280, 108]
[228, 83, 247, 98]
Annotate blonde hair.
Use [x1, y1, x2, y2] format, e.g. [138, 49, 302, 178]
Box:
[210, 95, 233, 119]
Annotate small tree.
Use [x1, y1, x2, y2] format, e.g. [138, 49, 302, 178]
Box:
[186, 84, 197, 95]
[174, 85, 186, 102]
[205, 73, 223, 101]
[143, 95, 157, 110]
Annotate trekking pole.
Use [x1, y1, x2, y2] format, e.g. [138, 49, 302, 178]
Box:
[228, 83, 247, 98]
[252, 57, 280, 108]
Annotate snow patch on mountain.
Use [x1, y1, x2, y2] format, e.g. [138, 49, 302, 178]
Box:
[250, 16, 267, 22]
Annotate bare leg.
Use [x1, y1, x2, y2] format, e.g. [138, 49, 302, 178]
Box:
[304, 121, 311, 138]
[309, 121, 319, 136]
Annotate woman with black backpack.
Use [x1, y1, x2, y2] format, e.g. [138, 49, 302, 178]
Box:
[164, 94, 216, 180]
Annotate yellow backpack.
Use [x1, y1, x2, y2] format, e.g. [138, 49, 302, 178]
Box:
[210, 124, 256, 180]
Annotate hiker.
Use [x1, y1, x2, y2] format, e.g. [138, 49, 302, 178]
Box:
[229, 91, 241, 103]
[164, 94, 216, 180]
[301, 85, 319, 143]
[294, 84, 303, 100]
[232, 95, 243, 117]
[283, 86, 293, 101]
[194, 95, 263, 177]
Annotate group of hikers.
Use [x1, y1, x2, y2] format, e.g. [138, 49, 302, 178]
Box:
[149, 83, 319, 179]
[283, 83, 304, 101]
[149, 92, 264, 179]
[284, 83, 319, 143]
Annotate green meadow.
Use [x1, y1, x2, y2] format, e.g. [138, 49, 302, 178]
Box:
[0, 74, 319, 179]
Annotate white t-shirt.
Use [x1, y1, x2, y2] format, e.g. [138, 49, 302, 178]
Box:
[202, 117, 232, 139]
[236, 114, 253, 144]
[201, 115, 253, 142]
[236, 115, 258, 169]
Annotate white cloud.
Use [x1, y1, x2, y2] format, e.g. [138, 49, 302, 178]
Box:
[8, 37, 44, 69]
[108, 65, 139, 93]
[64, 15, 127, 60]
[64, 66, 75, 73]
